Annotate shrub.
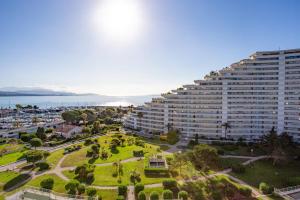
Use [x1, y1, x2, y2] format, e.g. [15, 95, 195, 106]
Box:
[116, 195, 125, 200]
[232, 164, 245, 173]
[77, 184, 86, 195]
[135, 140, 145, 147]
[162, 190, 173, 200]
[84, 139, 93, 146]
[138, 191, 146, 200]
[150, 191, 160, 200]
[259, 182, 273, 194]
[118, 185, 127, 196]
[135, 183, 144, 195]
[144, 168, 169, 176]
[238, 186, 252, 197]
[162, 179, 177, 190]
[40, 178, 54, 190]
[287, 177, 300, 186]
[178, 191, 188, 200]
[86, 188, 97, 197]
[133, 150, 144, 157]
[217, 149, 224, 155]
[37, 161, 50, 170]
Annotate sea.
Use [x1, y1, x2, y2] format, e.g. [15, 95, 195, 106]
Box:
[0, 95, 150, 109]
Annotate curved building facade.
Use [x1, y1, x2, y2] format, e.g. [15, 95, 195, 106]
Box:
[124, 49, 300, 142]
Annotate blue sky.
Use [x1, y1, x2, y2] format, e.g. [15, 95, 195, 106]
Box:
[0, 0, 300, 96]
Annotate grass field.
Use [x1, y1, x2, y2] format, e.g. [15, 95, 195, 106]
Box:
[26, 174, 67, 193]
[61, 135, 160, 167]
[0, 171, 21, 192]
[46, 149, 64, 168]
[230, 159, 300, 188]
[0, 143, 24, 152]
[0, 151, 25, 166]
[63, 160, 169, 186]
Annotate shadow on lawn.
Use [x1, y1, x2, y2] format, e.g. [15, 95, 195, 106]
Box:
[3, 173, 31, 191]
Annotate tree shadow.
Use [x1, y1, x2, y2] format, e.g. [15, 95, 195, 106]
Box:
[4, 173, 31, 191]
[110, 148, 119, 154]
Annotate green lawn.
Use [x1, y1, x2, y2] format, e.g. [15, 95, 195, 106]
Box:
[0, 151, 25, 166]
[46, 149, 64, 168]
[61, 135, 160, 167]
[212, 144, 266, 156]
[95, 189, 118, 200]
[26, 174, 67, 193]
[219, 157, 248, 170]
[230, 159, 300, 188]
[0, 143, 24, 152]
[63, 160, 169, 186]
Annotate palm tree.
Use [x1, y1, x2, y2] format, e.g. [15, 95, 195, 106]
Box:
[221, 122, 231, 139]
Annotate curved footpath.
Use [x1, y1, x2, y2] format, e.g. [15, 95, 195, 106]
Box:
[2, 143, 270, 200]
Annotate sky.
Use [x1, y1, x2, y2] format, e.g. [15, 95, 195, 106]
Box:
[0, 0, 300, 96]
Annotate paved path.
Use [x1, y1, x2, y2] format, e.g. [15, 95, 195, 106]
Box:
[127, 186, 135, 200]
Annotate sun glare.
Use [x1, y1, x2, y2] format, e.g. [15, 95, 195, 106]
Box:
[93, 0, 145, 44]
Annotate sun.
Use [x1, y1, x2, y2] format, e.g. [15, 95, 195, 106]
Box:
[93, 0, 145, 44]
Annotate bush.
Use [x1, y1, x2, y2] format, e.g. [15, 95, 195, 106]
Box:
[238, 186, 252, 197]
[133, 150, 144, 157]
[232, 164, 245, 173]
[287, 177, 300, 186]
[118, 185, 127, 196]
[40, 178, 54, 190]
[86, 188, 97, 197]
[217, 149, 224, 155]
[144, 168, 169, 176]
[259, 182, 273, 194]
[77, 184, 85, 195]
[162, 179, 177, 190]
[37, 161, 50, 170]
[138, 191, 146, 200]
[84, 139, 93, 146]
[178, 191, 188, 200]
[150, 191, 160, 200]
[162, 190, 173, 200]
[135, 183, 144, 195]
[116, 195, 125, 200]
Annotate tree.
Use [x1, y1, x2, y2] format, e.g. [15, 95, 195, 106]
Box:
[25, 150, 44, 167]
[74, 164, 95, 182]
[77, 184, 86, 195]
[65, 180, 80, 195]
[36, 127, 46, 141]
[81, 113, 88, 126]
[178, 191, 188, 200]
[162, 190, 173, 200]
[221, 122, 231, 139]
[118, 185, 127, 196]
[138, 191, 146, 200]
[62, 110, 82, 124]
[260, 128, 295, 165]
[188, 144, 219, 171]
[171, 153, 188, 175]
[30, 138, 43, 149]
[166, 130, 180, 145]
[92, 120, 101, 134]
[86, 188, 97, 197]
[20, 134, 32, 142]
[135, 183, 144, 195]
[40, 178, 54, 190]
[150, 191, 160, 200]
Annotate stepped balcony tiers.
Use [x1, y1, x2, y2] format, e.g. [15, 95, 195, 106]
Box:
[124, 48, 300, 143]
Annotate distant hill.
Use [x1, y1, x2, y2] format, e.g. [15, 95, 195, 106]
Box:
[0, 87, 90, 96]
[0, 87, 159, 106]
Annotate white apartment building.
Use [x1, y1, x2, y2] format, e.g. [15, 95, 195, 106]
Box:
[124, 49, 300, 142]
